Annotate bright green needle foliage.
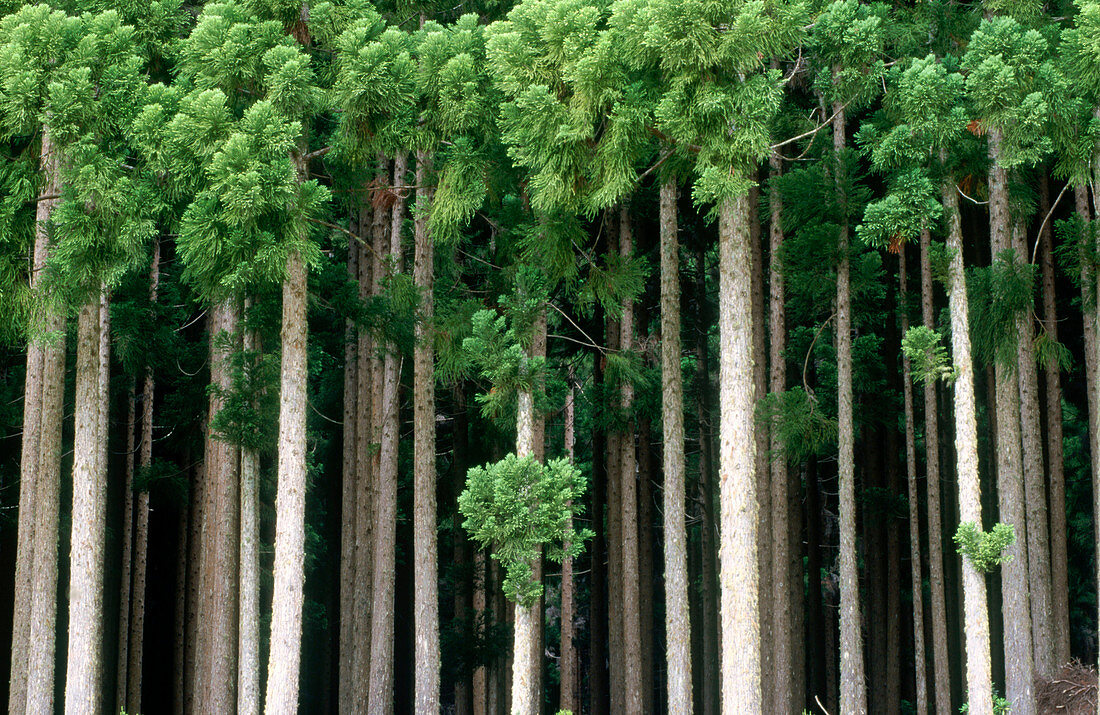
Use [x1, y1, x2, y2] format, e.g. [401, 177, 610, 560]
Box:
[459, 453, 592, 607]
[953, 521, 1016, 574]
[857, 170, 941, 250]
[902, 325, 956, 384]
[812, 0, 888, 107]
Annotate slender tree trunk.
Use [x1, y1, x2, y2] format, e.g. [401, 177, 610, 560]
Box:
[413, 149, 440, 713]
[606, 224, 624, 715]
[638, 420, 657, 713]
[64, 292, 108, 715]
[660, 178, 692, 714]
[833, 100, 867, 715]
[1040, 178, 1070, 667]
[590, 342, 608, 715]
[1009, 217, 1055, 678]
[238, 309, 261, 715]
[264, 244, 309, 715]
[19, 125, 65, 715]
[368, 153, 405, 714]
[453, 384, 472, 715]
[116, 386, 136, 712]
[340, 228, 359, 715]
[560, 373, 578, 714]
[988, 128, 1035, 715]
[174, 470, 190, 715]
[920, 227, 952, 715]
[767, 153, 798, 715]
[617, 206, 643, 714]
[511, 348, 539, 715]
[885, 417, 902, 710]
[943, 170, 995, 715]
[697, 242, 719, 715]
[128, 238, 160, 714]
[473, 547, 488, 715]
[717, 193, 761, 713]
[899, 246, 928, 715]
[184, 458, 205, 714]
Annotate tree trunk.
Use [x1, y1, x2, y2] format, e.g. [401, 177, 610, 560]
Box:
[174, 469, 190, 715]
[617, 206, 643, 714]
[899, 246, 928, 715]
[920, 226, 952, 715]
[413, 149, 440, 713]
[1009, 217, 1054, 678]
[943, 170, 995, 715]
[64, 292, 108, 714]
[1040, 178, 1070, 667]
[638, 420, 657, 714]
[264, 246, 309, 715]
[717, 193, 761, 713]
[511, 349, 539, 715]
[660, 178, 692, 714]
[238, 310, 261, 715]
[590, 343, 608, 715]
[453, 384, 472, 715]
[116, 386, 136, 713]
[19, 125, 65, 715]
[833, 100, 867, 715]
[885, 416, 902, 710]
[339, 227, 359, 715]
[696, 241, 719, 715]
[606, 226, 624, 715]
[473, 547, 488, 715]
[560, 372, 578, 714]
[988, 128, 1035, 715]
[184, 458, 205, 714]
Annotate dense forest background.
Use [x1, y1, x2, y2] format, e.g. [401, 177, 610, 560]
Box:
[2, 0, 1100, 713]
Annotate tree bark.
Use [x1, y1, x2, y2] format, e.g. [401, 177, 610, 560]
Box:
[184, 458, 205, 714]
[1040, 178, 1070, 667]
[18, 125, 65, 715]
[943, 170, 995, 715]
[696, 242, 719, 715]
[560, 373, 578, 714]
[660, 178, 692, 714]
[264, 246, 309, 715]
[64, 292, 108, 715]
[238, 308, 261, 715]
[174, 467, 191, 715]
[988, 128, 1035, 715]
[116, 386, 136, 713]
[899, 246, 928, 715]
[128, 238, 160, 714]
[717, 193, 761, 713]
[368, 152, 405, 714]
[606, 225, 624, 715]
[413, 149, 441, 714]
[833, 100, 867, 715]
[920, 226, 952, 715]
[339, 227, 359, 715]
[511, 348, 539, 715]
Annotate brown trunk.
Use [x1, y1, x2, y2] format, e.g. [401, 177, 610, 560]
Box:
[638, 420, 657, 714]
[413, 150, 440, 713]
[1040, 178, 1070, 666]
[184, 458, 205, 714]
[128, 238, 160, 714]
[696, 242, 719, 715]
[368, 152, 405, 714]
[660, 178, 692, 714]
[263, 244, 309, 714]
[560, 375, 578, 714]
[511, 338, 539, 714]
[64, 293, 108, 713]
[606, 223, 624, 715]
[174, 471, 191, 715]
[19, 125, 65, 715]
[590, 344, 608, 715]
[618, 206, 643, 714]
[988, 129, 1035, 715]
[238, 310, 261, 715]
[833, 99, 867, 715]
[473, 547, 488, 715]
[1010, 217, 1054, 678]
[717, 194, 761, 712]
[943, 170, 994, 714]
[885, 419, 902, 709]
[116, 386, 136, 712]
[1078, 183, 1100, 683]
[919, 227, 952, 715]
[899, 246, 929, 714]
[339, 227, 359, 715]
[532, 308, 547, 709]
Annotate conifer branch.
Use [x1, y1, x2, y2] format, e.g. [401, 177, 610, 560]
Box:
[771, 102, 851, 150]
[1031, 181, 1069, 264]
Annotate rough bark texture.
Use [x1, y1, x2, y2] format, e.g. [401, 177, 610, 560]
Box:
[18, 126, 65, 715]
[988, 129, 1035, 715]
[717, 194, 761, 714]
[606, 227, 624, 715]
[174, 474, 190, 715]
[238, 313, 261, 715]
[899, 246, 928, 715]
[64, 296, 107, 715]
[944, 173, 995, 715]
[184, 459, 205, 714]
[413, 149, 441, 714]
[116, 387, 136, 713]
[264, 248, 309, 715]
[560, 375, 578, 714]
[339, 229, 358, 715]
[368, 152, 406, 714]
[696, 242, 719, 715]
[834, 102, 867, 715]
[921, 227, 952, 715]
[511, 365, 538, 715]
[660, 179, 692, 715]
[1040, 178, 1070, 667]
[1010, 218, 1054, 678]
[619, 206, 644, 714]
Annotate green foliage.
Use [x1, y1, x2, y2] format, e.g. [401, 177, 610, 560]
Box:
[858, 170, 941, 250]
[757, 387, 838, 462]
[959, 688, 1012, 714]
[902, 325, 956, 384]
[953, 521, 1015, 573]
[459, 454, 592, 606]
